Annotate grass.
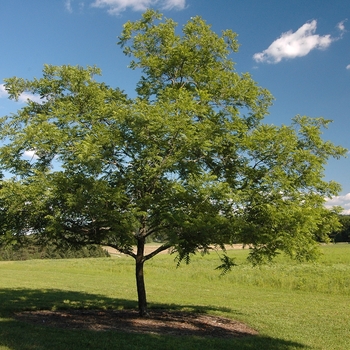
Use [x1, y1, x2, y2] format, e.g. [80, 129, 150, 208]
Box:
[0, 244, 349, 349]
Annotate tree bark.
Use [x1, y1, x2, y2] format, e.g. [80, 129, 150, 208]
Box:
[135, 237, 148, 316]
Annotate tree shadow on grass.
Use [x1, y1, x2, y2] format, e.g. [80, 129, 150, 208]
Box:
[0, 288, 310, 350]
[0, 288, 238, 315]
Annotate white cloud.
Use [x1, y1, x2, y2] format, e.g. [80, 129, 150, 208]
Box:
[65, 1, 86, 13]
[0, 84, 42, 104]
[347, 64, 350, 70]
[91, 0, 186, 15]
[162, 0, 185, 10]
[18, 92, 43, 104]
[253, 20, 342, 64]
[325, 193, 350, 214]
[337, 19, 347, 34]
[23, 150, 39, 160]
[65, 0, 73, 13]
[0, 84, 8, 98]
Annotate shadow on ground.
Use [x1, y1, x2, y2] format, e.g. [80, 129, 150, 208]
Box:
[0, 288, 309, 350]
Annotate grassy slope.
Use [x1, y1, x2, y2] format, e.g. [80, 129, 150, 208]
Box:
[0, 244, 349, 350]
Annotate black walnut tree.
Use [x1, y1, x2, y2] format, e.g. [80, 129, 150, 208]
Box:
[0, 10, 345, 315]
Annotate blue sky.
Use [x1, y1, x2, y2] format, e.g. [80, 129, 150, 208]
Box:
[1, 0, 349, 211]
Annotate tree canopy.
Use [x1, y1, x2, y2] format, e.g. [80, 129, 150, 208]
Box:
[0, 10, 346, 315]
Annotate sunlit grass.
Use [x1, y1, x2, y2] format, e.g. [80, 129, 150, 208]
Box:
[0, 244, 349, 349]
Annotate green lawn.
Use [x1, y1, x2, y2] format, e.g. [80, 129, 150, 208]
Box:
[0, 244, 349, 349]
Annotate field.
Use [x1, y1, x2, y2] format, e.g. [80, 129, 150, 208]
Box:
[0, 244, 349, 349]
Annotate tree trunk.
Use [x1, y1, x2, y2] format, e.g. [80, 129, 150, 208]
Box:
[135, 237, 148, 316]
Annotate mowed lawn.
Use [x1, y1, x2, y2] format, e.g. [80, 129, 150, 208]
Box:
[0, 244, 349, 350]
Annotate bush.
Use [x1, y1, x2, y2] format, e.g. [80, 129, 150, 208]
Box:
[0, 240, 110, 261]
[329, 215, 350, 243]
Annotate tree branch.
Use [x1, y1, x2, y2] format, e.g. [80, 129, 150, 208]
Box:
[107, 243, 136, 259]
[144, 243, 172, 261]
[144, 224, 170, 238]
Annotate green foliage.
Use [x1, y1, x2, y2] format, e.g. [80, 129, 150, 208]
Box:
[329, 215, 350, 242]
[0, 10, 346, 276]
[0, 237, 109, 261]
[215, 254, 237, 275]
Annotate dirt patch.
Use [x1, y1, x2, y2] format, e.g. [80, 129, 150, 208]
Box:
[14, 309, 258, 338]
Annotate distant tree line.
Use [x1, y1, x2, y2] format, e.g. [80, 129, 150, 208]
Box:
[0, 236, 110, 261]
[329, 215, 350, 243]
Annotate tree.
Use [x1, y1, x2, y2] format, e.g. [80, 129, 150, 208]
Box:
[0, 10, 346, 316]
[329, 215, 350, 242]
